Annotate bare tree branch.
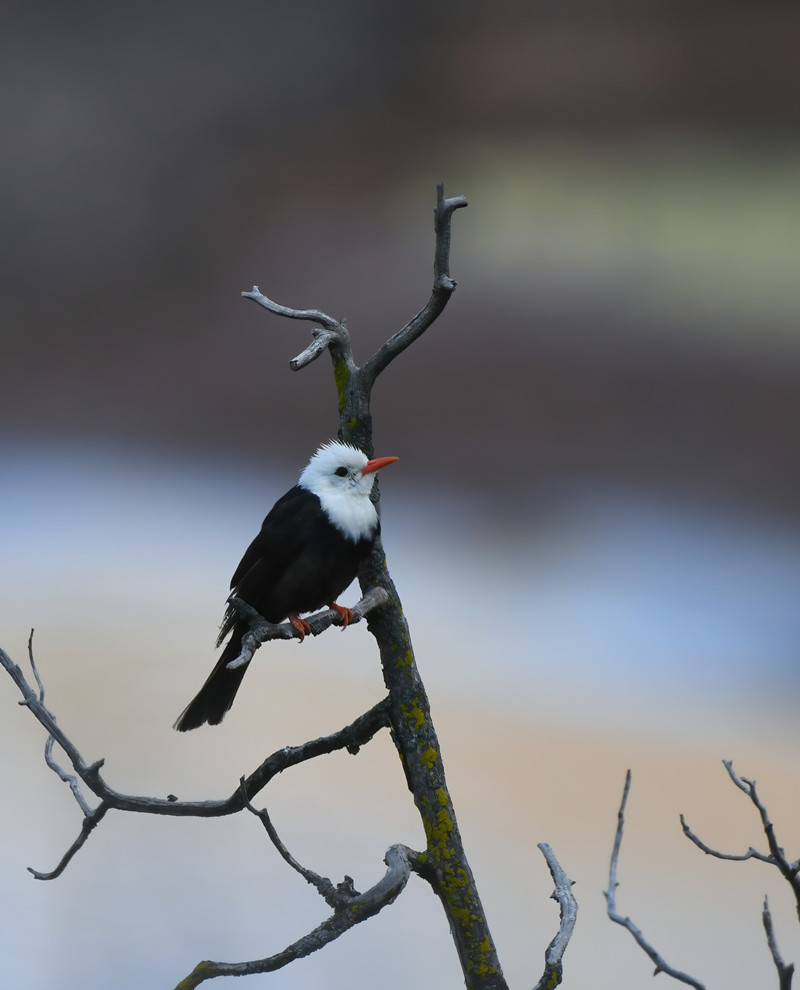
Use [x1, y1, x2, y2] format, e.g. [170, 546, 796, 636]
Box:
[360, 182, 467, 388]
[606, 770, 706, 990]
[241, 287, 353, 371]
[242, 780, 406, 913]
[6, 636, 109, 812]
[1, 637, 391, 875]
[680, 816, 774, 864]
[243, 785, 346, 909]
[173, 843, 416, 989]
[763, 895, 794, 990]
[27, 803, 111, 881]
[681, 761, 800, 923]
[226, 586, 389, 669]
[533, 842, 577, 990]
[24, 631, 95, 817]
[289, 327, 347, 371]
[241, 184, 467, 454]
[241, 287, 346, 335]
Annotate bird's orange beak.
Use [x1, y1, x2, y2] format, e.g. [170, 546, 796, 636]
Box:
[361, 455, 399, 476]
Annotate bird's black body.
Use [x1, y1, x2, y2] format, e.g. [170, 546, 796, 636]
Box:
[224, 487, 374, 630]
[174, 478, 379, 731]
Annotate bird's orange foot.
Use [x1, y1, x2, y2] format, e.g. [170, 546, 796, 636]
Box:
[327, 602, 354, 629]
[288, 613, 312, 641]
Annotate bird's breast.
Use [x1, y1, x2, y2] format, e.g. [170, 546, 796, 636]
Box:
[317, 491, 379, 543]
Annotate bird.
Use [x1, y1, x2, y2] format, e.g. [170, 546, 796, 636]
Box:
[173, 440, 398, 731]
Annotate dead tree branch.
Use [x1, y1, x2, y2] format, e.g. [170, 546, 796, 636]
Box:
[681, 760, 800, 923]
[174, 843, 416, 990]
[680, 761, 799, 985]
[225, 586, 388, 669]
[606, 770, 706, 990]
[243, 779, 422, 917]
[533, 842, 577, 990]
[239, 292, 352, 372]
[763, 895, 794, 990]
[243, 783, 357, 911]
[239, 290, 347, 338]
[24, 630, 94, 818]
[360, 183, 468, 387]
[1, 637, 391, 876]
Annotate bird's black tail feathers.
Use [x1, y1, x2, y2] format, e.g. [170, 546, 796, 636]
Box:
[173, 624, 249, 731]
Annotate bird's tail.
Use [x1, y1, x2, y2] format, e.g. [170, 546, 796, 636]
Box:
[173, 624, 249, 731]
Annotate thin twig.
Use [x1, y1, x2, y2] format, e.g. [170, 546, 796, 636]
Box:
[680, 815, 773, 864]
[361, 182, 467, 387]
[26, 632, 95, 816]
[43, 736, 95, 817]
[240, 287, 345, 334]
[226, 586, 389, 669]
[27, 629, 45, 697]
[1, 638, 392, 873]
[724, 763, 800, 894]
[242, 780, 363, 911]
[532, 842, 577, 990]
[763, 895, 794, 990]
[240, 287, 352, 371]
[174, 844, 415, 989]
[606, 770, 706, 990]
[289, 328, 345, 370]
[28, 803, 110, 880]
[682, 761, 800, 923]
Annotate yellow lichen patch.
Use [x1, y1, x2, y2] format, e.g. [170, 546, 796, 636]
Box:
[421, 747, 438, 769]
[175, 960, 214, 989]
[400, 698, 425, 730]
[395, 649, 414, 669]
[443, 865, 470, 891]
[474, 958, 499, 978]
[450, 903, 499, 977]
[333, 358, 350, 410]
[419, 791, 501, 980]
[424, 802, 455, 862]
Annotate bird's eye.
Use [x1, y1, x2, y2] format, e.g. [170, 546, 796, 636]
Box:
[334, 466, 348, 477]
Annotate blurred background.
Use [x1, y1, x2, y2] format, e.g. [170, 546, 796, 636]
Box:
[2, 2, 800, 988]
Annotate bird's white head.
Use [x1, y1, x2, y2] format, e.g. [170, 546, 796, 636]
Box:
[298, 440, 398, 542]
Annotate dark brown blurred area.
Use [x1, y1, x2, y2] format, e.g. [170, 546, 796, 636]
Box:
[2, 0, 799, 514]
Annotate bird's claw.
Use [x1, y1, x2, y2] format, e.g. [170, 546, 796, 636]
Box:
[288, 613, 312, 641]
[327, 602, 354, 629]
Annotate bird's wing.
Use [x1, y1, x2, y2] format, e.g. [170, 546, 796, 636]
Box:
[229, 486, 313, 590]
[217, 486, 320, 644]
